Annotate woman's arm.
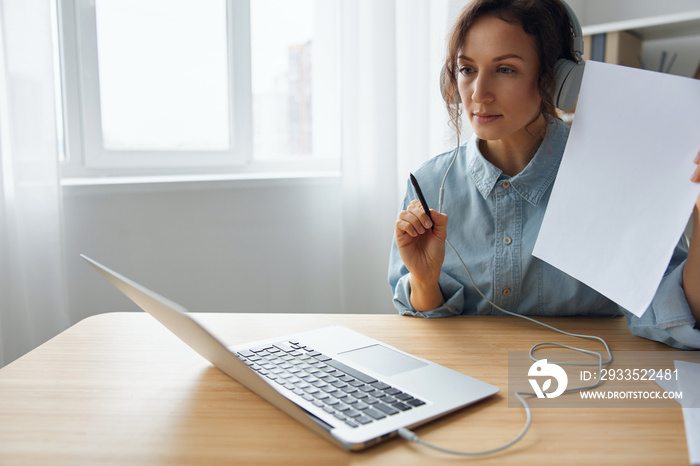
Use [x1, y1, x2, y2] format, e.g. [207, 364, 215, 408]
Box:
[683, 151, 700, 321]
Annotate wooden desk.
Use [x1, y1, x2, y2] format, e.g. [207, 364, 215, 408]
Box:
[0, 312, 690, 465]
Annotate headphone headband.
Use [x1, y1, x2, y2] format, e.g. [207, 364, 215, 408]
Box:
[559, 0, 583, 62]
[553, 0, 585, 110]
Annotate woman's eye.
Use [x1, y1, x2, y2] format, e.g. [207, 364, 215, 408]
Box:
[459, 66, 474, 75]
[498, 67, 515, 74]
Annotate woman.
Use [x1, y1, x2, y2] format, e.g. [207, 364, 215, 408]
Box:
[388, 0, 700, 349]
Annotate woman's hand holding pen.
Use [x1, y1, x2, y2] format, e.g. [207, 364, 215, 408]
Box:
[395, 200, 449, 311]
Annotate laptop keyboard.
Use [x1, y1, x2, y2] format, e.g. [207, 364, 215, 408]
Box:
[236, 340, 426, 428]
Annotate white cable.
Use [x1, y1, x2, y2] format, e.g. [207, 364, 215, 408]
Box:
[398, 391, 531, 456]
[437, 134, 459, 214]
[446, 236, 611, 396]
[399, 144, 613, 456]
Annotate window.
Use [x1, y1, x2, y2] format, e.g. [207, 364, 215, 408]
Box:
[57, 0, 340, 179]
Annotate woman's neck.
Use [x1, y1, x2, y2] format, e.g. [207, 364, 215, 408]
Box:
[479, 114, 547, 177]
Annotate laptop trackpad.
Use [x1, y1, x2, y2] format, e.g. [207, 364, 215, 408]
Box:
[339, 344, 427, 377]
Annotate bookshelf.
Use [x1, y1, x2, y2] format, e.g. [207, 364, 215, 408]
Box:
[582, 10, 700, 41]
[581, 9, 700, 74]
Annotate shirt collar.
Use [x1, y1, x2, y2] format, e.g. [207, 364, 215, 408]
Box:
[466, 120, 569, 206]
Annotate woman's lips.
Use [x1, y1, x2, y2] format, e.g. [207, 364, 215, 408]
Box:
[473, 113, 502, 124]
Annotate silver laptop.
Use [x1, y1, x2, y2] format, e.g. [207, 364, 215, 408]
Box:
[82, 255, 498, 451]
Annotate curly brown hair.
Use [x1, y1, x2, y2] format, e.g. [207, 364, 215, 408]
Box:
[443, 0, 577, 137]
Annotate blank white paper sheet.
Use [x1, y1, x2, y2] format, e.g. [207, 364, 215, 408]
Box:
[655, 361, 700, 464]
[533, 60, 700, 317]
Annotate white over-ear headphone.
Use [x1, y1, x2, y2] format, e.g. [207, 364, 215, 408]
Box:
[553, 0, 585, 111]
[441, 0, 585, 112]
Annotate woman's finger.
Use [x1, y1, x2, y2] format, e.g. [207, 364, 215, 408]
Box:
[407, 199, 434, 229]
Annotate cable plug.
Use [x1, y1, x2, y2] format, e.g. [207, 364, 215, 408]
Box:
[397, 427, 419, 442]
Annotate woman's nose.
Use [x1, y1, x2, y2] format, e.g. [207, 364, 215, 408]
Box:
[470, 74, 494, 104]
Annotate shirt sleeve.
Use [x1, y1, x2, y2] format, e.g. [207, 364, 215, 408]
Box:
[390, 266, 465, 318]
[624, 236, 700, 349]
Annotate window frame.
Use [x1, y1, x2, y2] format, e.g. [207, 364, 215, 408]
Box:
[56, 0, 340, 180]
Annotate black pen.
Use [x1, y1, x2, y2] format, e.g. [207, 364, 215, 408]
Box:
[409, 173, 434, 229]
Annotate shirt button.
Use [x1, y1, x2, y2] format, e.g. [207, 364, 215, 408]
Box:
[502, 288, 511, 296]
[503, 236, 512, 245]
[502, 181, 511, 188]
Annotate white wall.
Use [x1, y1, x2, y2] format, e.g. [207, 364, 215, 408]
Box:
[577, 0, 700, 26]
[62, 176, 401, 321]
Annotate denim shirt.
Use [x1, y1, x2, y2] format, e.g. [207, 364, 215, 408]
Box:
[388, 120, 700, 349]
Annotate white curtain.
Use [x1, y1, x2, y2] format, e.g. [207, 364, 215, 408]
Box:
[339, 0, 467, 313]
[0, 0, 469, 364]
[0, 0, 69, 367]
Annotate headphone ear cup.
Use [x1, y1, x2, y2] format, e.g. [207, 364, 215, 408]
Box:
[553, 58, 585, 111]
[440, 65, 461, 105]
